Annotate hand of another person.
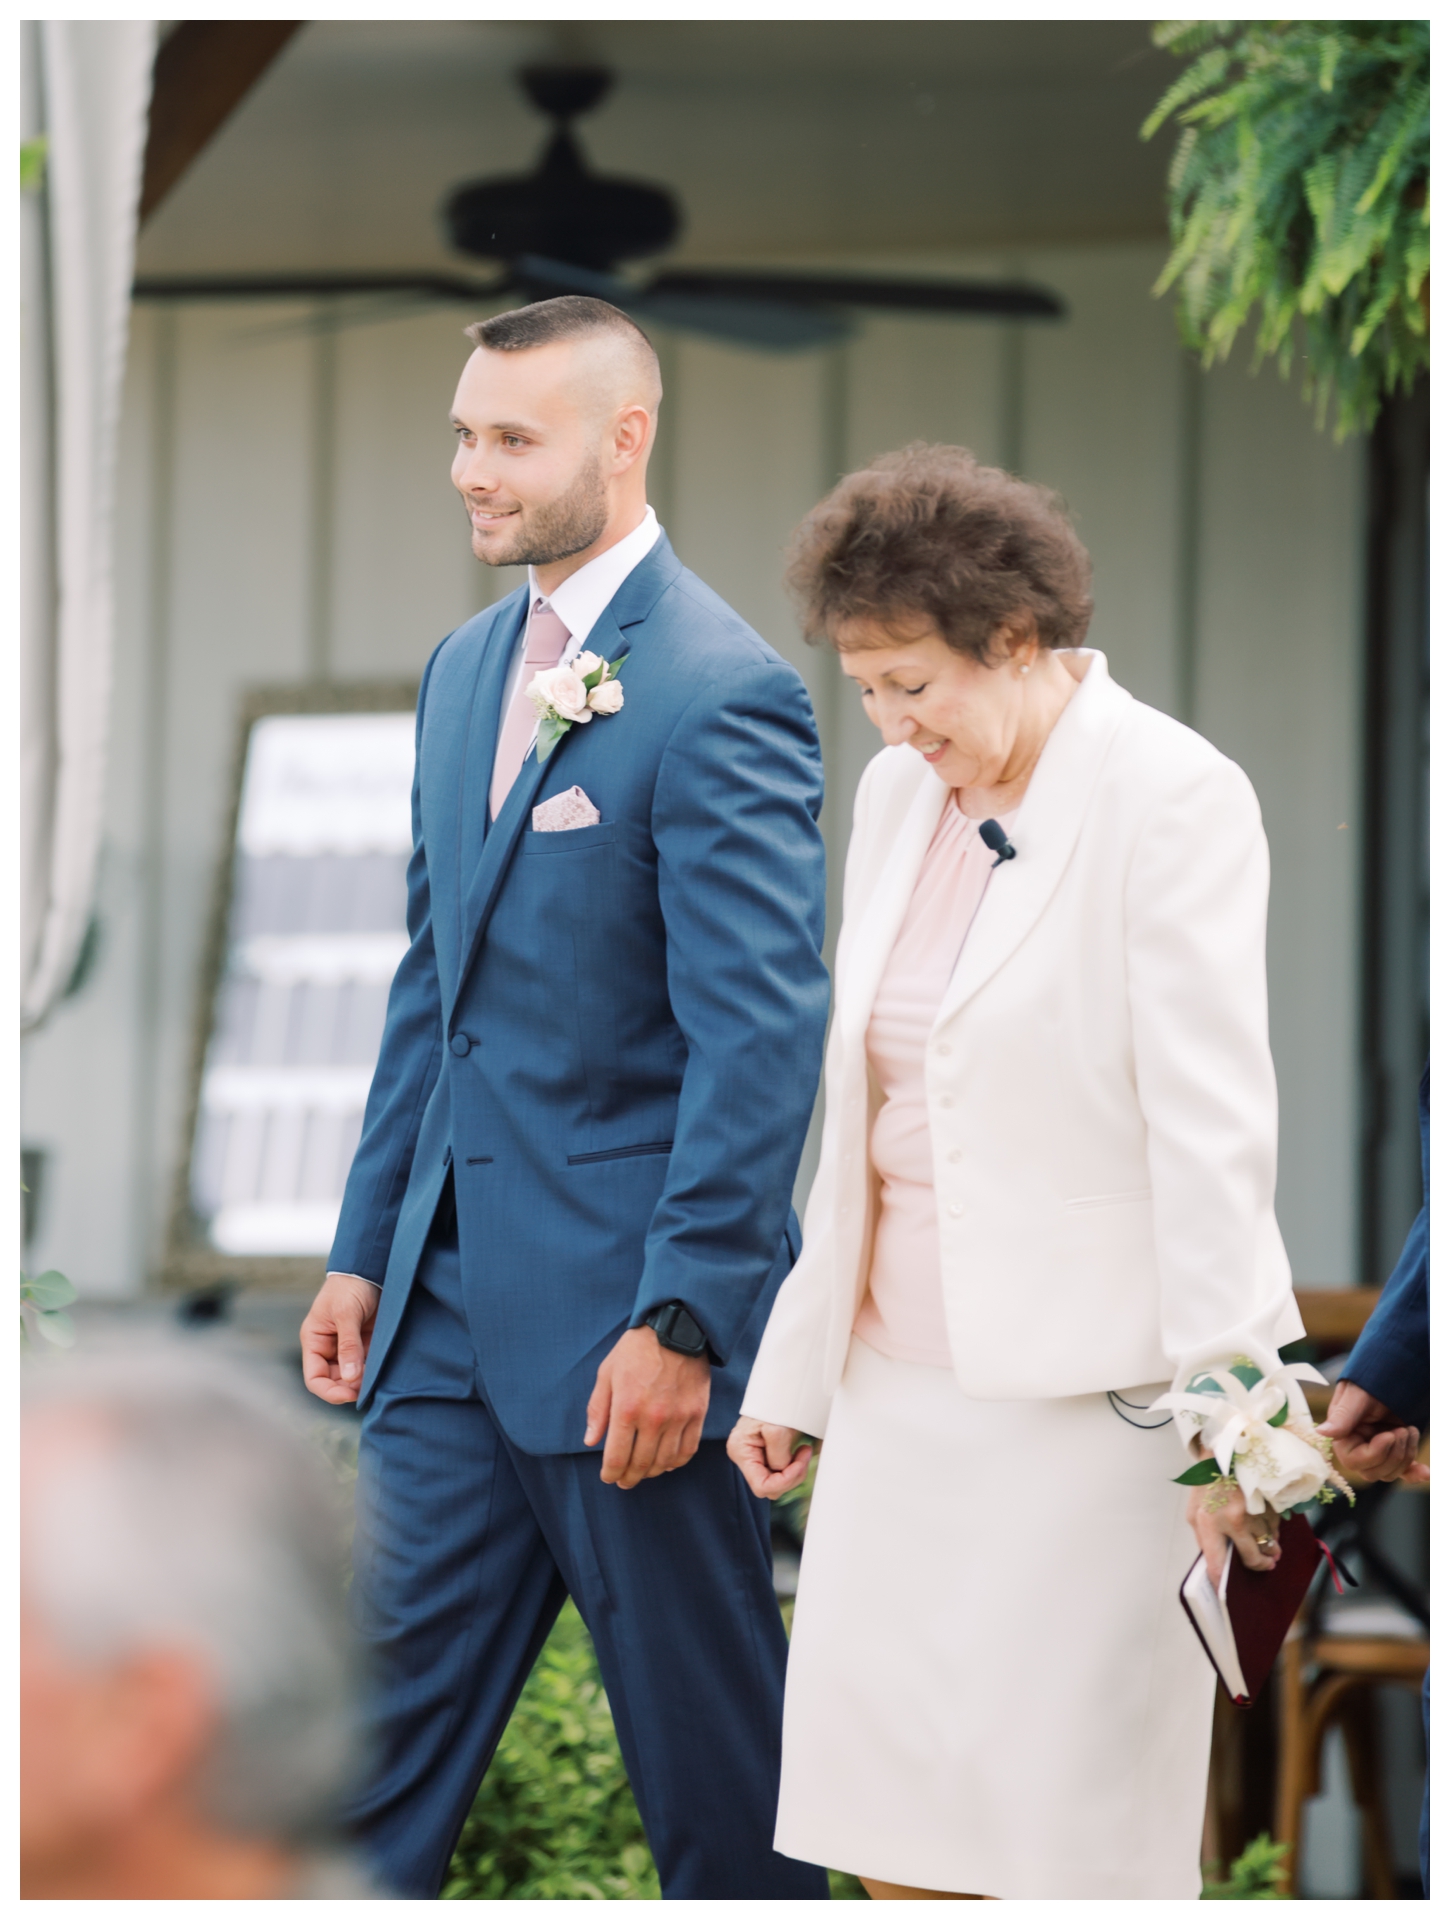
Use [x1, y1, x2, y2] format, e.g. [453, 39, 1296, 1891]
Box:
[584, 1328, 711, 1489]
[1318, 1379, 1430, 1485]
[300, 1273, 382, 1404]
[1188, 1480, 1282, 1584]
[727, 1417, 814, 1499]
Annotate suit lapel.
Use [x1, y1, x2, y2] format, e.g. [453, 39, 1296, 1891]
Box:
[933, 652, 1130, 1031]
[456, 589, 527, 888]
[448, 722, 562, 1033]
[446, 535, 679, 1035]
[839, 762, 949, 1041]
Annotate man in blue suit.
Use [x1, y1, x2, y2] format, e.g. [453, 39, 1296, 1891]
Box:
[299, 297, 830, 1899]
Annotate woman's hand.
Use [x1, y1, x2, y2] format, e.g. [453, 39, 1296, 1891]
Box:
[1188, 1480, 1282, 1584]
[727, 1417, 814, 1498]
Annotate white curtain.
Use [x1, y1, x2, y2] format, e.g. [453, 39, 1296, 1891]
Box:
[21, 19, 157, 1032]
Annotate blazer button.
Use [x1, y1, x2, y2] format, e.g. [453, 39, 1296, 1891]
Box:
[449, 1034, 473, 1057]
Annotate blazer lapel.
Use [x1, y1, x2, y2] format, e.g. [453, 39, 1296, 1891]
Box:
[447, 535, 678, 1036]
[838, 761, 949, 1040]
[933, 652, 1131, 1031]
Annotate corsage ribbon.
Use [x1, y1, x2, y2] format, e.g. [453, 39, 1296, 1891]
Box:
[1150, 1362, 1325, 1472]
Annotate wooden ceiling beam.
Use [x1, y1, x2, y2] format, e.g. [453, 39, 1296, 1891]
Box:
[140, 22, 302, 223]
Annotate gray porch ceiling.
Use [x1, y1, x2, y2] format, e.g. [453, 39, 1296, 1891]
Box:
[137, 21, 1180, 277]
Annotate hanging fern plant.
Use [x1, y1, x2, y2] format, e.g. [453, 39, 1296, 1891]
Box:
[1143, 21, 1429, 437]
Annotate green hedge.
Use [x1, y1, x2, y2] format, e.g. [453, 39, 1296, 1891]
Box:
[443, 1602, 659, 1900]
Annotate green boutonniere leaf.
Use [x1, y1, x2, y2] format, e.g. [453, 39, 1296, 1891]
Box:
[1268, 1400, 1290, 1427]
[535, 713, 571, 761]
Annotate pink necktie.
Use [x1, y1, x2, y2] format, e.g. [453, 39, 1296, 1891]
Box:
[489, 599, 572, 820]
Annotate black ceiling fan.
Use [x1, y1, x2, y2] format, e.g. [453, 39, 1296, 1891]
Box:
[443, 65, 1065, 348]
[136, 63, 1066, 347]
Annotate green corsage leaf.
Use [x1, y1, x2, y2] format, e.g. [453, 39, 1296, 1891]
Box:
[1230, 1362, 1264, 1389]
[1268, 1400, 1290, 1428]
[1173, 1459, 1222, 1487]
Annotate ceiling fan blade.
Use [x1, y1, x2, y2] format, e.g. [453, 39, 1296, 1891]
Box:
[514, 256, 851, 352]
[132, 271, 518, 303]
[647, 269, 1066, 322]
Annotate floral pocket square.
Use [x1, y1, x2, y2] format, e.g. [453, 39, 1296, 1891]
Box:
[532, 786, 602, 833]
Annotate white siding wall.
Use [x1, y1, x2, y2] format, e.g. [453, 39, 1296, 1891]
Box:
[21, 244, 1364, 1296]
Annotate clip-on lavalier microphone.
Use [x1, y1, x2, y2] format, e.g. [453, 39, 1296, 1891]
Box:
[978, 818, 1017, 868]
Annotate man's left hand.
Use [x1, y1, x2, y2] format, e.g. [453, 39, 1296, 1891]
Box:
[584, 1328, 711, 1489]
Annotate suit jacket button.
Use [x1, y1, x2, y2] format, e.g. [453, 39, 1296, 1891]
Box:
[449, 1034, 473, 1057]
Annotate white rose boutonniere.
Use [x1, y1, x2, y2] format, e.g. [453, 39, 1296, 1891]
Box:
[527, 650, 628, 760]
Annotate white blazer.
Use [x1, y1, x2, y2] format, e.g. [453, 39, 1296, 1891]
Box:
[743, 651, 1304, 1438]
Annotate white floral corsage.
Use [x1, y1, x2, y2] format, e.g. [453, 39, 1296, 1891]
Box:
[1150, 1359, 1355, 1515]
[528, 650, 627, 761]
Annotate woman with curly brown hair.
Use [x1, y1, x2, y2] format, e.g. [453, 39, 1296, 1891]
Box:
[727, 445, 1304, 1899]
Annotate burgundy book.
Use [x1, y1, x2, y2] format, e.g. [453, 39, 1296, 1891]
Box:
[1179, 1512, 1328, 1707]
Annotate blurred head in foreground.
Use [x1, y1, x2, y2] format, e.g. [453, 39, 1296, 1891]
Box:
[21, 1334, 368, 1899]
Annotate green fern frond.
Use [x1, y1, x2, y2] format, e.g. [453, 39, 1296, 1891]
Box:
[1143, 20, 1429, 436]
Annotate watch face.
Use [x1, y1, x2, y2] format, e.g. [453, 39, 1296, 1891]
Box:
[654, 1303, 705, 1353]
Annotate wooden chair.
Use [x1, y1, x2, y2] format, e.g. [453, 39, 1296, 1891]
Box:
[1272, 1289, 1429, 1898]
[1274, 1613, 1428, 1898]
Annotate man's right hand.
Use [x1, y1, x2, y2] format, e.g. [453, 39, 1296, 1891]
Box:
[300, 1273, 382, 1404]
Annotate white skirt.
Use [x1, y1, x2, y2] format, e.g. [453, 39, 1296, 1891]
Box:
[775, 1338, 1216, 1899]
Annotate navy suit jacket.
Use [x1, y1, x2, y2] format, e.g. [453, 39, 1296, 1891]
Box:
[329, 533, 831, 1453]
[1344, 1063, 1430, 1429]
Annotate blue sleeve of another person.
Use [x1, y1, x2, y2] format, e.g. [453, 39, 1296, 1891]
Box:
[1343, 1063, 1430, 1429]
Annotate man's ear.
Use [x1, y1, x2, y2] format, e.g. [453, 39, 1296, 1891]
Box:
[611, 402, 653, 473]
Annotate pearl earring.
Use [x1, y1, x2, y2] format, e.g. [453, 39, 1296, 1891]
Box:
[1019, 663, 1030, 676]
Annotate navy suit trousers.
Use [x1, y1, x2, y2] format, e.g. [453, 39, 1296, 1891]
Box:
[347, 1210, 827, 1900]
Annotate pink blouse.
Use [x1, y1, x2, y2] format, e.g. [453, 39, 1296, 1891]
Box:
[853, 797, 1019, 1368]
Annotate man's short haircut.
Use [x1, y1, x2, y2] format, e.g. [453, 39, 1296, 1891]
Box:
[465, 296, 662, 411]
[787, 442, 1094, 661]
[23, 1334, 359, 1841]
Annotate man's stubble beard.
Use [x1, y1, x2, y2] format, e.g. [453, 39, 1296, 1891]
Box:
[471, 452, 610, 569]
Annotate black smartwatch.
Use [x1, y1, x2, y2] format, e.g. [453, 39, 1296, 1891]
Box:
[643, 1300, 710, 1359]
